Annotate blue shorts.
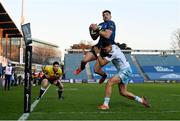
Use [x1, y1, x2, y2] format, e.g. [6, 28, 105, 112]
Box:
[114, 67, 132, 85]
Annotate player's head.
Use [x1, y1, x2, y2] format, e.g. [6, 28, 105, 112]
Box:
[8, 62, 11, 66]
[101, 41, 112, 53]
[53, 61, 59, 71]
[102, 10, 111, 21]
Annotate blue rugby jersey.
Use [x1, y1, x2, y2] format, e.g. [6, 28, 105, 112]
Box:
[97, 20, 116, 47]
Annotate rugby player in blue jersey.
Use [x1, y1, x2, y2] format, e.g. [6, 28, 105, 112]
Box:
[74, 10, 116, 84]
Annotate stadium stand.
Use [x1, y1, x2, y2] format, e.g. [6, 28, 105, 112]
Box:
[135, 55, 180, 66]
[64, 49, 180, 83]
[125, 54, 144, 83]
[64, 53, 88, 81]
[135, 54, 180, 81]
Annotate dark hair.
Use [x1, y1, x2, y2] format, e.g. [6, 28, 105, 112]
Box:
[116, 42, 132, 54]
[102, 10, 111, 14]
[116, 43, 127, 50]
[53, 61, 59, 66]
[101, 41, 111, 48]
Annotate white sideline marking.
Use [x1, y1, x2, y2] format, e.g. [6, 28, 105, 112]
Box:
[65, 88, 79, 91]
[56, 88, 79, 91]
[18, 84, 51, 121]
[170, 94, 180, 97]
[57, 110, 180, 114]
[31, 110, 180, 115]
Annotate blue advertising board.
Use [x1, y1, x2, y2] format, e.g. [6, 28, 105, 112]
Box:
[90, 64, 144, 83]
[142, 66, 180, 73]
[141, 66, 180, 80]
[146, 73, 180, 80]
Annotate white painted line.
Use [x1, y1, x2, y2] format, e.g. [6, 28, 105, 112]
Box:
[170, 94, 180, 97]
[64, 88, 79, 91]
[29, 110, 180, 115]
[17, 113, 30, 121]
[56, 110, 180, 114]
[18, 84, 51, 121]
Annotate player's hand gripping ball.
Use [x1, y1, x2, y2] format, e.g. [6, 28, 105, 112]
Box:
[89, 24, 98, 35]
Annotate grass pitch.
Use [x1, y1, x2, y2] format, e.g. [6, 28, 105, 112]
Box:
[0, 83, 180, 120]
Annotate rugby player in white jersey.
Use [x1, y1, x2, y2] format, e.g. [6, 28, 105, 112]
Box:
[94, 41, 151, 110]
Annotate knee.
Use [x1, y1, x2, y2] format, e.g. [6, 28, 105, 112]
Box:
[58, 83, 64, 91]
[56, 81, 63, 88]
[94, 67, 100, 74]
[53, 81, 58, 85]
[94, 68, 98, 73]
[107, 79, 114, 86]
[60, 83, 64, 89]
[42, 79, 48, 87]
[60, 85, 64, 91]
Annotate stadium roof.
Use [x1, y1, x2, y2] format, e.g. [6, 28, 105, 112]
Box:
[32, 38, 59, 48]
[0, 2, 22, 38]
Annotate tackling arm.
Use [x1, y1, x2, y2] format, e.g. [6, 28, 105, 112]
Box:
[96, 53, 109, 66]
[94, 47, 109, 66]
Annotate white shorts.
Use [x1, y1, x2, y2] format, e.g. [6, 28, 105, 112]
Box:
[114, 67, 132, 85]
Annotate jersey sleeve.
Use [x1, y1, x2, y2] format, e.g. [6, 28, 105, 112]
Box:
[105, 54, 115, 62]
[57, 68, 63, 76]
[43, 66, 49, 74]
[107, 21, 115, 31]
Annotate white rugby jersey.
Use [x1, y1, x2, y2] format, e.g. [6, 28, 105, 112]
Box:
[5, 66, 12, 75]
[105, 44, 130, 71]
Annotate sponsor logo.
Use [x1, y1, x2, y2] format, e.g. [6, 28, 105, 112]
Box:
[154, 66, 174, 72]
[104, 66, 117, 71]
[132, 74, 141, 77]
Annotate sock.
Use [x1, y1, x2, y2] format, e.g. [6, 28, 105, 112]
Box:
[58, 90, 63, 99]
[103, 97, 110, 106]
[39, 87, 46, 98]
[80, 61, 86, 70]
[135, 96, 143, 103]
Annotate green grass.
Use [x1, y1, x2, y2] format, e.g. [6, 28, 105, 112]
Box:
[0, 85, 39, 120]
[0, 83, 180, 120]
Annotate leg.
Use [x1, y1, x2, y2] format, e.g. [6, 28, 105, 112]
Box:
[74, 52, 96, 75]
[105, 76, 120, 98]
[7, 76, 10, 90]
[94, 60, 108, 84]
[4, 75, 7, 91]
[54, 80, 64, 100]
[118, 81, 150, 107]
[81, 52, 97, 69]
[33, 78, 37, 86]
[37, 78, 49, 99]
[98, 76, 120, 110]
[117, 68, 142, 102]
[118, 83, 136, 100]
